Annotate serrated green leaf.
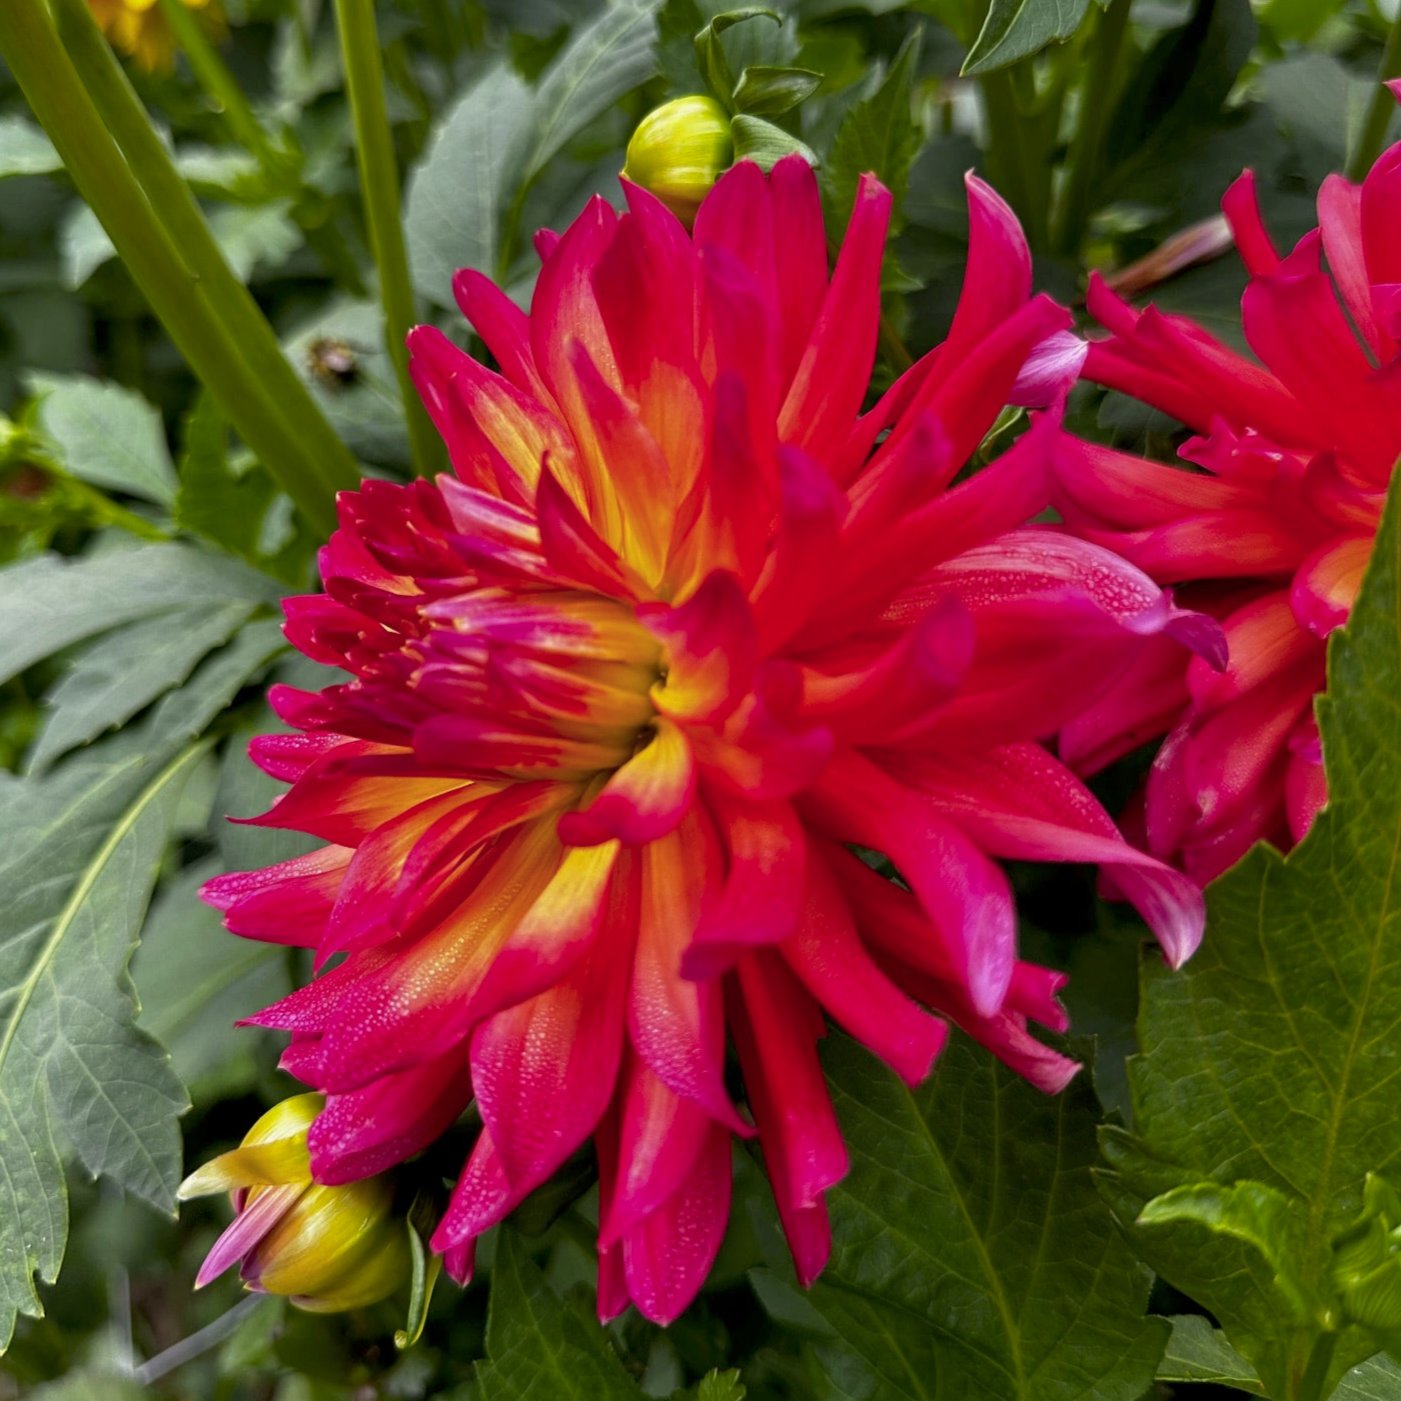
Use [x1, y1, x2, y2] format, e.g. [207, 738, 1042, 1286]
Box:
[730, 115, 818, 171]
[27, 373, 178, 507]
[0, 542, 281, 688]
[526, 0, 663, 181]
[0, 616, 284, 1350]
[474, 1227, 638, 1400]
[27, 601, 256, 773]
[1157, 1316, 1266, 1393]
[405, 61, 535, 302]
[0, 115, 62, 179]
[805, 1034, 1168, 1400]
[688, 1369, 746, 1401]
[694, 8, 781, 106]
[1100, 474, 1401, 1395]
[961, 0, 1093, 77]
[174, 395, 310, 585]
[731, 65, 823, 117]
[823, 31, 923, 236]
[0, 729, 202, 1349]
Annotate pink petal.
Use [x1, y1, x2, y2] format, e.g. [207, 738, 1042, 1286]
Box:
[729, 951, 846, 1286]
[558, 717, 696, 846]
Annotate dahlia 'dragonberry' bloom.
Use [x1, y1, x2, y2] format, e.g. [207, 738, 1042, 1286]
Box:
[1053, 108, 1401, 883]
[180, 1095, 411, 1312]
[205, 155, 1215, 1324]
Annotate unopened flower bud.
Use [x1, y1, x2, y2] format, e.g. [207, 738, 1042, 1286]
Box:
[180, 1094, 411, 1313]
[622, 96, 733, 228]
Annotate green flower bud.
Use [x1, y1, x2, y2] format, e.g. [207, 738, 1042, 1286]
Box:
[180, 1093, 411, 1313]
[623, 96, 733, 228]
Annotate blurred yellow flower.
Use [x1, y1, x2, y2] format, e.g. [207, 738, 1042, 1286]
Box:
[87, 0, 222, 73]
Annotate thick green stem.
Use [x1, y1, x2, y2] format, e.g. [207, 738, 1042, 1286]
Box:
[48, 0, 358, 517]
[1292, 1331, 1338, 1401]
[1053, 0, 1131, 256]
[0, 0, 344, 533]
[1347, 4, 1401, 181]
[333, 0, 443, 478]
[155, 0, 281, 174]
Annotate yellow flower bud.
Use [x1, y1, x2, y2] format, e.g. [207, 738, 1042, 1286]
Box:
[180, 1094, 411, 1313]
[623, 96, 733, 229]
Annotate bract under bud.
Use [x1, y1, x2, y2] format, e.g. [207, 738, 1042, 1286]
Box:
[622, 95, 733, 228]
[1332, 1174, 1401, 1333]
[180, 1093, 411, 1313]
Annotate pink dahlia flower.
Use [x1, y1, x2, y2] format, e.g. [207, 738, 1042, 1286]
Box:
[1053, 120, 1401, 883]
[205, 156, 1212, 1323]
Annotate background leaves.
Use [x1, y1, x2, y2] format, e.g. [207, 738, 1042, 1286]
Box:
[1100, 481, 1401, 1392]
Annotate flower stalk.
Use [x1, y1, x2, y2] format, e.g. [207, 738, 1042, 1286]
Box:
[1053, 0, 1131, 255]
[0, 0, 351, 534]
[332, 0, 444, 478]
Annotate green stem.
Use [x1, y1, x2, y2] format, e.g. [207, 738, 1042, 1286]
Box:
[332, 0, 443, 478]
[1346, 3, 1401, 181]
[1053, 0, 1131, 256]
[155, 0, 281, 175]
[1293, 1331, 1338, 1401]
[979, 69, 1047, 252]
[0, 0, 344, 534]
[48, 0, 358, 519]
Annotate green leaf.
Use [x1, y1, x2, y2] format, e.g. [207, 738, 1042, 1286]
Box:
[681, 1370, 746, 1401]
[56, 204, 115, 291]
[526, 0, 663, 181]
[174, 395, 310, 585]
[0, 542, 281, 687]
[1137, 1182, 1312, 1318]
[1157, 1316, 1266, 1393]
[0, 115, 62, 179]
[30, 1372, 150, 1401]
[284, 299, 413, 472]
[133, 858, 290, 1102]
[694, 9, 780, 106]
[27, 601, 256, 773]
[961, 0, 1093, 77]
[474, 1227, 638, 1400]
[27, 373, 178, 507]
[731, 65, 823, 117]
[405, 61, 535, 302]
[1099, 474, 1401, 1395]
[0, 614, 284, 1350]
[1102, 0, 1257, 180]
[823, 31, 923, 235]
[207, 202, 301, 282]
[804, 1034, 1168, 1400]
[0, 728, 202, 1350]
[730, 115, 818, 171]
[1336, 1354, 1401, 1399]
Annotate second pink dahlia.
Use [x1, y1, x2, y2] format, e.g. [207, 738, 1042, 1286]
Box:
[1054, 115, 1401, 883]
